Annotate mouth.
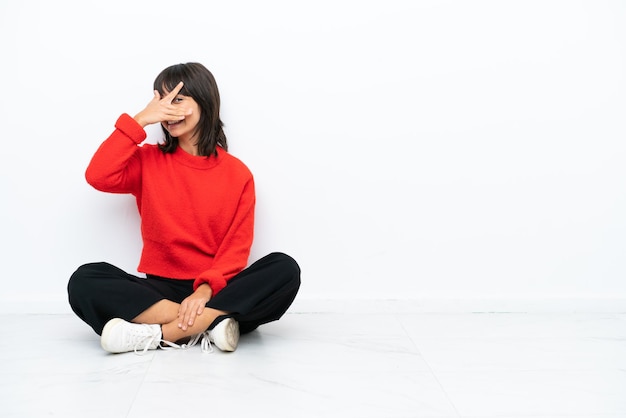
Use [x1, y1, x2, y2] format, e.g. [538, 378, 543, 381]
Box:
[167, 120, 183, 126]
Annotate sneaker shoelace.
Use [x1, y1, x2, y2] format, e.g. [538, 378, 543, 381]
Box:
[139, 331, 213, 355]
[132, 327, 214, 355]
[131, 324, 165, 355]
[182, 331, 214, 354]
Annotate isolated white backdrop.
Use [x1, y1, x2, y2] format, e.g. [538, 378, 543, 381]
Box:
[1, 0, 625, 313]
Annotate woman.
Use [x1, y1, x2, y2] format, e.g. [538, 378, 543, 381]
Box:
[68, 62, 301, 354]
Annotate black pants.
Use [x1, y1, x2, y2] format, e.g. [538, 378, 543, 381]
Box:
[68, 252, 301, 335]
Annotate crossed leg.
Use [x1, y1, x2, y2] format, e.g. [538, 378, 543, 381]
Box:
[132, 300, 228, 342]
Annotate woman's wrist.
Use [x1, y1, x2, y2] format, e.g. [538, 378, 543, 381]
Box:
[195, 283, 213, 298]
[132, 112, 149, 128]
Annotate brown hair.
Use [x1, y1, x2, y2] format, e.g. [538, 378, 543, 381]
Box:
[154, 62, 227, 156]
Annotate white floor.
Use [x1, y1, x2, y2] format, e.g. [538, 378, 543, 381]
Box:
[1, 310, 625, 418]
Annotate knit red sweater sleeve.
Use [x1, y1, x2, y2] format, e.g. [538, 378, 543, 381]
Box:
[85, 113, 145, 194]
[193, 176, 255, 294]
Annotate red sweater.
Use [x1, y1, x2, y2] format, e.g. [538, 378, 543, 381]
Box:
[85, 113, 255, 295]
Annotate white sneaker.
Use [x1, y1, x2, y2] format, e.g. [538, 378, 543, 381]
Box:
[101, 318, 162, 354]
[208, 317, 240, 352]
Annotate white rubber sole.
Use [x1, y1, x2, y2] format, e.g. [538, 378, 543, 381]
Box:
[210, 317, 240, 352]
[100, 318, 124, 353]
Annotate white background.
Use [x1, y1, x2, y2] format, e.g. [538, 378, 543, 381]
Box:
[1, 0, 625, 313]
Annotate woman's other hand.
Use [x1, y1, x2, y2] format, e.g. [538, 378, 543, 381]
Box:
[177, 283, 213, 331]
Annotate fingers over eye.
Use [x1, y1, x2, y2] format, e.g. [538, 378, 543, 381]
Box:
[165, 81, 184, 101]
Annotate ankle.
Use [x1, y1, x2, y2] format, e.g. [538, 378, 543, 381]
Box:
[161, 315, 214, 342]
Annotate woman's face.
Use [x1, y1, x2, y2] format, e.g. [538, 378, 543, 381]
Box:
[162, 91, 201, 143]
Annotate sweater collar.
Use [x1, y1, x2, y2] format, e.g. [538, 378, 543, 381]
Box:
[172, 146, 225, 169]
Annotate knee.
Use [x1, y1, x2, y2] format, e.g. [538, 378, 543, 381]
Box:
[69, 262, 97, 283]
[67, 262, 108, 296]
[269, 252, 301, 286]
[67, 263, 90, 297]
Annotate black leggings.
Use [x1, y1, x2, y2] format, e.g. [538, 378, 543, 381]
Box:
[67, 252, 301, 335]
